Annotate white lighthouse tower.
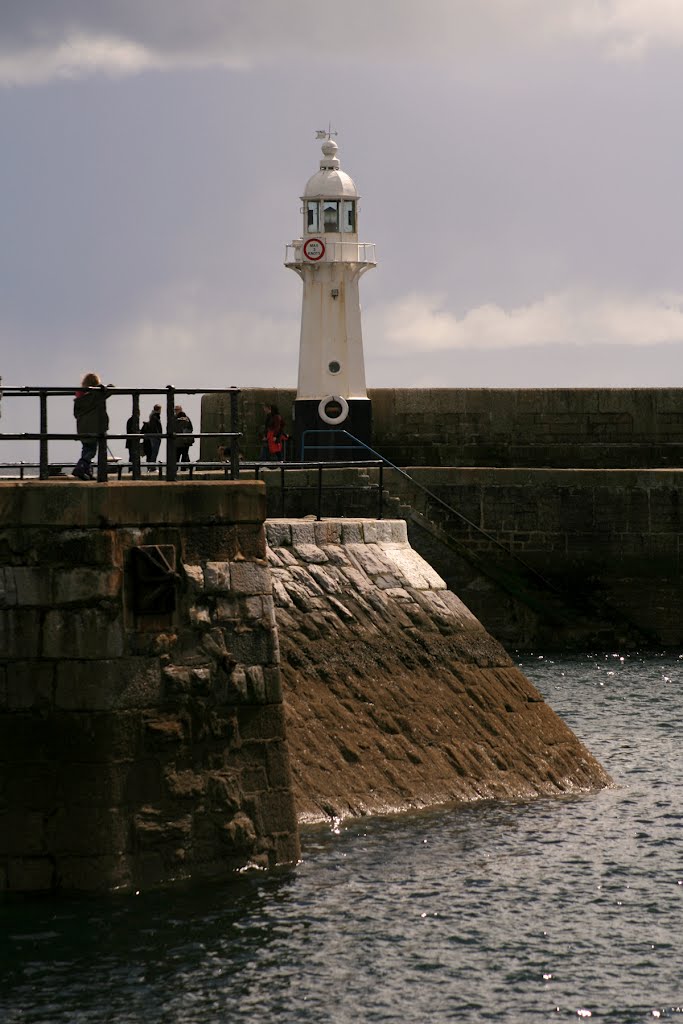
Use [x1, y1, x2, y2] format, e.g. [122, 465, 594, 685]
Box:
[285, 130, 376, 456]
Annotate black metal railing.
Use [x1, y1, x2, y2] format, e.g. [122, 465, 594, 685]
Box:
[301, 428, 559, 591]
[251, 459, 384, 520]
[0, 385, 241, 482]
[299, 428, 369, 462]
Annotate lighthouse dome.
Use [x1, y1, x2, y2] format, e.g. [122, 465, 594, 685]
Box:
[303, 137, 359, 199]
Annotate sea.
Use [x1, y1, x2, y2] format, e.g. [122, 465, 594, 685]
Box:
[1, 651, 682, 1023]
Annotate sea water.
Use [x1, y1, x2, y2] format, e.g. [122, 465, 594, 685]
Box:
[1, 652, 682, 1023]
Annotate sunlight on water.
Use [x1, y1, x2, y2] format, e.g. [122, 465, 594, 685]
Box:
[2, 653, 683, 1023]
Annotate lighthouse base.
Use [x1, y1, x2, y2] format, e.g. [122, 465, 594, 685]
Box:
[293, 397, 372, 462]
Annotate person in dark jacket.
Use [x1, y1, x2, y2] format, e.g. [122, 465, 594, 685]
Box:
[259, 404, 272, 461]
[125, 412, 141, 470]
[172, 405, 194, 467]
[72, 372, 111, 480]
[140, 404, 163, 470]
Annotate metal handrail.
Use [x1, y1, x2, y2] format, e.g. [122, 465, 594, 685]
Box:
[250, 459, 384, 521]
[0, 456, 386, 522]
[299, 428, 372, 462]
[301, 428, 559, 592]
[0, 385, 241, 482]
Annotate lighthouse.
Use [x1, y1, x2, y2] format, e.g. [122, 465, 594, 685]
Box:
[285, 130, 376, 457]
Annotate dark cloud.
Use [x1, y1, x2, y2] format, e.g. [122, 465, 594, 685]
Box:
[0, 1, 632, 80]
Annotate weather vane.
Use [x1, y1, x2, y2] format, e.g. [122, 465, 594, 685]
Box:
[315, 123, 337, 140]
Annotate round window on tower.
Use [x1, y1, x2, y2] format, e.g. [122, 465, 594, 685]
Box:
[328, 361, 341, 374]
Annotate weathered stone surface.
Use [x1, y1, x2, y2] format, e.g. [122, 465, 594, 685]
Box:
[53, 568, 122, 605]
[54, 658, 162, 710]
[230, 561, 272, 596]
[0, 482, 299, 893]
[43, 608, 125, 659]
[264, 519, 611, 825]
[4, 661, 55, 709]
[203, 561, 231, 591]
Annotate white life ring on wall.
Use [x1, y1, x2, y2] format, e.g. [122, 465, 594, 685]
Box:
[318, 395, 349, 426]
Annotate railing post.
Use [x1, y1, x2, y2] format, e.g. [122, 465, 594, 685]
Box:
[317, 464, 323, 521]
[229, 387, 240, 480]
[378, 462, 384, 520]
[95, 385, 109, 481]
[166, 386, 177, 481]
[280, 464, 286, 518]
[96, 433, 107, 482]
[39, 390, 48, 480]
[131, 391, 141, 480]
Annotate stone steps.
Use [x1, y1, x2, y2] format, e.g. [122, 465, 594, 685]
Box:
[377, 472, 655, 651]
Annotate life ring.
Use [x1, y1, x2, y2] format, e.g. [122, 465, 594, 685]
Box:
[318, 395, 349, 426]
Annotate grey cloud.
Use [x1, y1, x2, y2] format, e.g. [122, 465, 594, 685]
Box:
[2, 0, 669, 84]
[0, 0, 500, 62]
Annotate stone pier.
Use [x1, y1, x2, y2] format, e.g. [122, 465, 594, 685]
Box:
[1, 482, 611, 894]
[0, 482, 300, 893]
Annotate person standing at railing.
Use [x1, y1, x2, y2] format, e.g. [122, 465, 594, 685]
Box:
[172, 404, 194, 468]
[141, 403, 163, 471]
[125, 411, 141, 471]
[260, 403, 288, 461]
[72, 372, 111, 480]
[259, 404, 274, 460]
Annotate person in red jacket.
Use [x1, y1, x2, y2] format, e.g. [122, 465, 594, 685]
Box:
[263, 404, 288, 461]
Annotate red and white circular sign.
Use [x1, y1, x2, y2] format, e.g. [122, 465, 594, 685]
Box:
[303, 238, 325, 261]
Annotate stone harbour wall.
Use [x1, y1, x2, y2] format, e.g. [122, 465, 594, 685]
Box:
[0, 482, 300, 894]
[265, 518, 611, 824]
[377, 467, 683, 648]
[201, 386, 683, 467]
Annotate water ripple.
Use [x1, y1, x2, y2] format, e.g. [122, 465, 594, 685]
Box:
[2, 653, 683, 1023]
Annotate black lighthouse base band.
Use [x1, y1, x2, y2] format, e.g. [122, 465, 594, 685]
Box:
[292, 397, 372, 462]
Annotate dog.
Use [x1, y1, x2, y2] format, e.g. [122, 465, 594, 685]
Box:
[217, 445, 243, 464]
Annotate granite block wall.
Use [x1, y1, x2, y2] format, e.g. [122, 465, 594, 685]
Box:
[379, 467, 683, 647]
[201, 387, 683, 467]
[0, 481, 300, 893]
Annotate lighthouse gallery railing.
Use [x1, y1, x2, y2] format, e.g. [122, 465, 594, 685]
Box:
[284, 241, 376, 265]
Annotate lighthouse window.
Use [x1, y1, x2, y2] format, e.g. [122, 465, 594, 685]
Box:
[307, 201, 319, 232]
[328, 361, 341, 374]
[323, 201, 339, 232]
[343, 201, 356, 232]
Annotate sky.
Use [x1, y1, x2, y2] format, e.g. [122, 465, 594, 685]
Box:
[2, 0, 683, 459]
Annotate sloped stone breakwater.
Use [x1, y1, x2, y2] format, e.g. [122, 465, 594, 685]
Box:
[267, 518, 612, 823]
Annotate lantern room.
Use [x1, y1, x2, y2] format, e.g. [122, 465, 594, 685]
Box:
[303, 137, 358, 237]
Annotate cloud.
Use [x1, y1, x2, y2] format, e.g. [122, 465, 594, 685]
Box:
[3, 0, 683, 86]
[563, 0, 683, 59]
[368, 290, 683, 352]
[0, 33, 162, 86]
[106, 305, 300, 389]
[0, 301, 300, 464]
